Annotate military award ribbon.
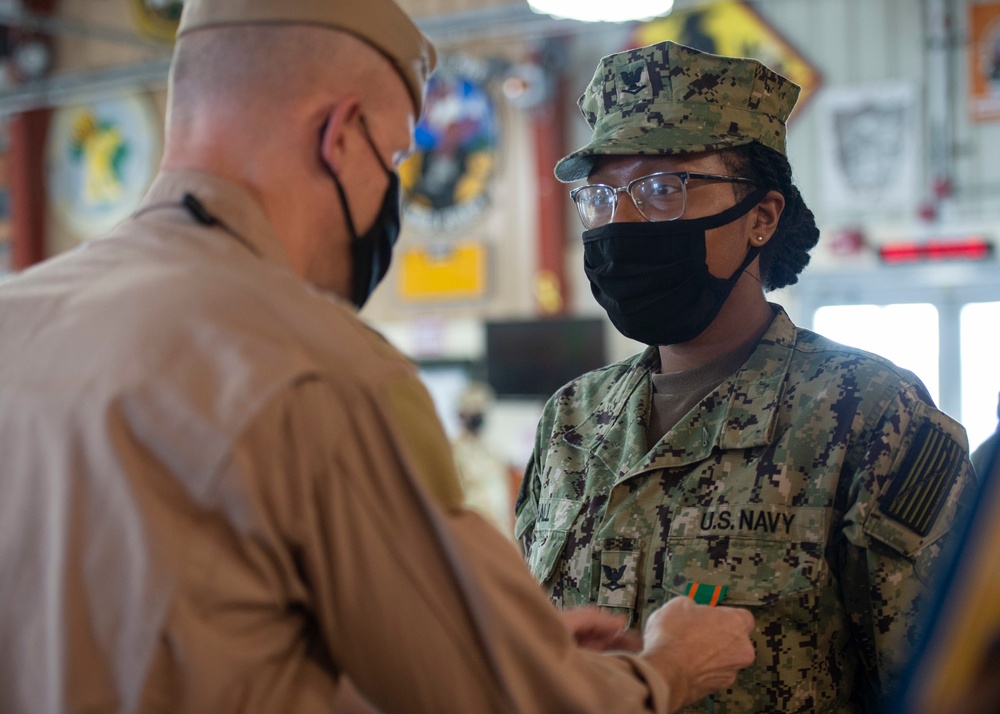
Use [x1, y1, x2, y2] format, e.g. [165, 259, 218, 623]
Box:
[684, 582, 728, 606]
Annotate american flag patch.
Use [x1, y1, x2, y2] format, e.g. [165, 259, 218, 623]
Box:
[882, 423, 963, 536]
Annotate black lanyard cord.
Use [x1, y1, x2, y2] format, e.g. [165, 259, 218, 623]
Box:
[132, 192, 260, 258]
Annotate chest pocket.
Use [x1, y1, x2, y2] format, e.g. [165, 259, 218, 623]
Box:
[663, 505, 828, 610]
[524, 497, 584, 585]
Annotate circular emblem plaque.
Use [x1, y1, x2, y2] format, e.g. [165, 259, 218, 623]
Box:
[47, 94, 161, 240]
[130, 0, 184, 43]
[399, 55, 499, 234]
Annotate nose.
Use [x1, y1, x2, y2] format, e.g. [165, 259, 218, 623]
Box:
[610, 189, 645, 223]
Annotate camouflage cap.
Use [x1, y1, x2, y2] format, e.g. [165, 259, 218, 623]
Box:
[177, 0, 436, 114]
[554, 41, 800, 182]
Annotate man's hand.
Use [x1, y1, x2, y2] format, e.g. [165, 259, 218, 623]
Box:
[639, 596, 756, 713]
[560, 606, 643, 652]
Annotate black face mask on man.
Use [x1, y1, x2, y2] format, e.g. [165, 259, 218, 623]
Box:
[582, 187, 769, 346]
[321, 118, 401, 309]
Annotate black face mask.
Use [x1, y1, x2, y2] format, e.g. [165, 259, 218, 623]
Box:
[462, 413, 485, 433]
[583, 187, 768, 346]
[322, 120, 401, 309]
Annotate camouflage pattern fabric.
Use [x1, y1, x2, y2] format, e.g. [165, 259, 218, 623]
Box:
[555, 41, 801, 183]
[516, 308, 976, 713]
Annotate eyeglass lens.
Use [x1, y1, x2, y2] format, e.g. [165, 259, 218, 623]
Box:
[573, 173, 686, 229]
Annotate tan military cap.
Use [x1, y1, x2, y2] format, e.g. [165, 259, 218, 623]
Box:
[457, 382, 494, 415]
[555, 41, 800, 182]
[178, 0, 437, 114]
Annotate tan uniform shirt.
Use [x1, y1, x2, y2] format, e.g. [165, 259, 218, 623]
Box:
[0, 170, 669, 713]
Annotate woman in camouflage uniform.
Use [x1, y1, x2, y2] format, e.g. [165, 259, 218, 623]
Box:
[516, 40, 976, 713]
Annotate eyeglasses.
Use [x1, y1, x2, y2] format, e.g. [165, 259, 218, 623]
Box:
[569, 171, 757, 229]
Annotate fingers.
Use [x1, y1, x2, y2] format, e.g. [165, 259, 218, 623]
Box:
[715, 606, 756, 668]
[562, 606, 626, 636]
[726, 605, 755, 634]
[608, 628, 644, 652]
[639, 597, 758, 711]
[561, 606, 636, 652]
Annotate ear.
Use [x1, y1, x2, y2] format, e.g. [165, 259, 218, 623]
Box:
[749, 189, 785, 245]
[319, 95, 362, 175]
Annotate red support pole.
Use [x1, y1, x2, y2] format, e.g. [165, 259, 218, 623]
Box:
[8, 108, 51, 271]
[531, 47, 569, 316]
[8, 0, 57, 271]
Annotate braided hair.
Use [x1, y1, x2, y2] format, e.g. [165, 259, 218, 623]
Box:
[720, 142, 820, 291]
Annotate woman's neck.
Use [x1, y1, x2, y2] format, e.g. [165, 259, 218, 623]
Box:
[657, 270, 773, 374]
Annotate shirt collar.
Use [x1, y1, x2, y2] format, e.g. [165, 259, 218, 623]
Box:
[134, 169, 293, 270]
[563, 306, 797, 477]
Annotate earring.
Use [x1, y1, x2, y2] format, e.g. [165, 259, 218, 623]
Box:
[755, 236, 765, 243]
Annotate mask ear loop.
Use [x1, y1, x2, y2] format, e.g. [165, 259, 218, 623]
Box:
[710, 187, 771, 282]
[712, 188, 771, 285]
[358, 115, 393, 175]
[700, 186, 770, 229]
[319, 116, 360, 240]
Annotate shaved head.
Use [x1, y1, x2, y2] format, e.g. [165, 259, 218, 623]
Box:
[160, 23, 418, 299]
[167, 25, 400, 137]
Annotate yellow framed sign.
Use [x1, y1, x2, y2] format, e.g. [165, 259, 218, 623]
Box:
[398, 241, 488, 302]
[634, 0, 822, 117]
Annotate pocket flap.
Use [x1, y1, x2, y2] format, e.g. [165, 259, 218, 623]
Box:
[536, 497, 584, 532]
[596, 540, 640, 611]
[524, 497, 583, 584]
[513, 496, 536, 541]
[664, 505, 827, 607]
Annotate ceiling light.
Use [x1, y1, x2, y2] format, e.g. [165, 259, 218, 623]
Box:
[527, 0, 673, 23]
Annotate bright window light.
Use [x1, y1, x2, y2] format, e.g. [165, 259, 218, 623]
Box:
[960, 301, 1000, 452]
[812, 304, 940, 407]
[527, 0, 674, 23]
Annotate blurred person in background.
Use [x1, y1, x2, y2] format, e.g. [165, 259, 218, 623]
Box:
[451, 381, 514, 535]
[516, 41, 976, 713]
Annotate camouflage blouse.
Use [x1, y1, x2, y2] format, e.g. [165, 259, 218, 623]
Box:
[516, 308, 975, 713]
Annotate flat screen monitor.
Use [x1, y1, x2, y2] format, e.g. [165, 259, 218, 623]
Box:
[485, 318, 607, 399]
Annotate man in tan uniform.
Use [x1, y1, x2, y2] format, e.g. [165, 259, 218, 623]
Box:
[0, 2, 756, 712]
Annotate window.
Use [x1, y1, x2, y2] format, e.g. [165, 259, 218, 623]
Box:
[796, 263, 1000, 454]
[812, 303, 940, 406]
[960, 301, 1000, 451]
